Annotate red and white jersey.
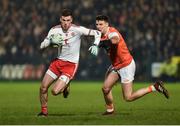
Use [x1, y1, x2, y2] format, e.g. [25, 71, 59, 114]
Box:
[46, 24, 94, 63]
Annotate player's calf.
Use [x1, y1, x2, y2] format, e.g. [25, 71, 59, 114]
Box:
[102, 87, 111, 95]
[63, 84, 70, 98]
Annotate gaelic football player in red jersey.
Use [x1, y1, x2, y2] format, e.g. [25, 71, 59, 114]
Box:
[38, 9, 101, 116]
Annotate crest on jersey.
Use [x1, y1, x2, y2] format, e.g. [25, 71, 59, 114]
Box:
[71, 32, 75, 37]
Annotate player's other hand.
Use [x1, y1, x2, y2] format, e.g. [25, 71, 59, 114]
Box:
[40, 38, 50, 49]
[88, 44, 99, 56]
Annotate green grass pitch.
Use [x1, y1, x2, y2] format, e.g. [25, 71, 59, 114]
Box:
[0, 81, 180, 125]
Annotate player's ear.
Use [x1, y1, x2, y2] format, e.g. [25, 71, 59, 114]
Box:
[106, 22, 109, 27]
[60, 17, 62, 23]
[70, 16, 73, 23]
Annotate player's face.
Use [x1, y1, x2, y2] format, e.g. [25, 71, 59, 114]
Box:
[96, 20, 109, 34]
[60, 16, 73, 30]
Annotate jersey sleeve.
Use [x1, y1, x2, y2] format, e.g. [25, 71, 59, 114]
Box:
[46, 28, 54, 38]
[108, 32, 119, 39]
[76, 26, 91, 36]
[40, 29, 54, 49]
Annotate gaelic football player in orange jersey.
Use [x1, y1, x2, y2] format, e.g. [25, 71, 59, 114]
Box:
[93, 15, 169, 115]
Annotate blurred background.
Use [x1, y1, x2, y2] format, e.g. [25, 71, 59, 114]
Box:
[0, 0, 179, 82]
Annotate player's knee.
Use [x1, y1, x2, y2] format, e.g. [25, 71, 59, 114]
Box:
[51, 88, 63, 96]
[124, 95, 133, 102]
[51, 89, 59, 96]
[102, 86, 111, 95]
[40, 85, 48, 94]
[51, 90, 58, 96]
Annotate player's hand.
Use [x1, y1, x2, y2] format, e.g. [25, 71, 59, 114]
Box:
[88, 44, 99, 56]
[49, 34, 64, 46]
[40, 38, 50, 49]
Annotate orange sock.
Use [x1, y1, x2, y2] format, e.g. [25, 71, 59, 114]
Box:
[148, 86, 152, 92]
[148, 85, 156, 93]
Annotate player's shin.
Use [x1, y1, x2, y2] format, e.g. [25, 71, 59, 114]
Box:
[102, 88, 114, 114]
[39, 88, 48, 114]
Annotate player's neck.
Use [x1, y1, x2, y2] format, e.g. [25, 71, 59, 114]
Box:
[62, 27, 70, 33]
[62, 24, 71, 33]
[103, 27, 109, 36]
[62, 28, 68, 33]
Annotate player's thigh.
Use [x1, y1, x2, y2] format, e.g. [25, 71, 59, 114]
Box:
[52, 80, 66, 93]
[52, 75, 70, 92]
[121, 82, 133, 99]
[104, 71, 119, 88]
[105, 65, 114, 79]
[118, 59, 135, 84]
[41, 72, 55, 89]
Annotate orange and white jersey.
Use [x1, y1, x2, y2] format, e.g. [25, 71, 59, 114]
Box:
[46, 24, 101, 63]
[100, 27, 133, 69]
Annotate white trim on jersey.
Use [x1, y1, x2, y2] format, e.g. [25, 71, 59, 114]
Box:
[71, 63, 78, 79]
[46, 69, 58, 79]
[59, 75, 70, 84]
[90, 30, 101, 45]
[108, 32, 119, 39]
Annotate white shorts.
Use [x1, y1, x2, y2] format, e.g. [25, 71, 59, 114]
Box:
[116, 59, 136, 84]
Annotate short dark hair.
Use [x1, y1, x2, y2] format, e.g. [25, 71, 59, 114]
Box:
[96, 15, 109, 22]
[61, 9, 73, 17]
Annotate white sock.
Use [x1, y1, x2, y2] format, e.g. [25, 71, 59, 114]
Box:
[151, 85, 156, 91]
[106, 104, 114, 112]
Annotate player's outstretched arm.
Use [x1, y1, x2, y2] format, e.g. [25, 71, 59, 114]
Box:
[89, 30, 101, 45]
[40, 37, 51, 49]
[88, 30, 101, 56]
[76, 26, 101, 56]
